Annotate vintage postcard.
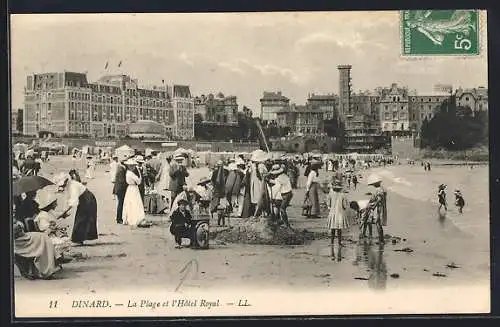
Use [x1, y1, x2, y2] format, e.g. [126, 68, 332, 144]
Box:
[10, 10, 489, 319]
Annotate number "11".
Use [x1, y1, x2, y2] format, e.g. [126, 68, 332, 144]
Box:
[49, 300, 58, 308]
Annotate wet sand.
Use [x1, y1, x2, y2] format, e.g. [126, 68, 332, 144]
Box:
[14, 157, 490, 314]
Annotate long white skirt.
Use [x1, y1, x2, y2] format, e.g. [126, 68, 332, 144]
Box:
[122, 184, 145, 226]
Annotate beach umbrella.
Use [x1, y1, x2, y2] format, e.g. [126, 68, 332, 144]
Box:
[12, 175, 54, 196]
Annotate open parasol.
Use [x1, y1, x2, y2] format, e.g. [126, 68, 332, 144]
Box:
[12, 175, 54, 196]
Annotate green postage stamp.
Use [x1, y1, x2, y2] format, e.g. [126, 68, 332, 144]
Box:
[401, 10, 480, 56]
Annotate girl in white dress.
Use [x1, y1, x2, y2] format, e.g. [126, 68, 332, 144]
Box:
[326, 179, 349, 261]
[122, 159, 148, 227]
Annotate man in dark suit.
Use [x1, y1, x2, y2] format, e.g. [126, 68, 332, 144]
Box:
[135, 155, 146, 203]
[113, 158, 128, 224]
[169, 153, 189, 204]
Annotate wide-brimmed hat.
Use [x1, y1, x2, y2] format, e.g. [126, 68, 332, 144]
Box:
[174, 153, 188, 160]
[135, 155, 145, 163]
[439, 183, 447, 189]
[215, 160, 223, 166]
[228, 163, 238, 171]
[454, 189, 461, 194]
[197, 177, 211, 185]
[251, 149, 270, 163]
[235, 158, 245, 167]
[177, 198, 189, 206]
[124, 158, 138, 166]
[310, 158, 322, 166]
[35, 189, 57, 210]
[367, 174, 382, 185]
[53, 172, 71, 187]
[269, 164, 284, 175]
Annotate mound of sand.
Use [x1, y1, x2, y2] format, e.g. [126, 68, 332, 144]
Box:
[211, 216, 316, 245]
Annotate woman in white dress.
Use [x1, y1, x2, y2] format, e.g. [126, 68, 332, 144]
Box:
[122, 159, 148, 227]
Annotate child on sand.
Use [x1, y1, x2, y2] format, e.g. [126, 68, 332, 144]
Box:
[326, 179, 349, 262]
[454, 189, 465, 214]
[438, 184, 447, 212]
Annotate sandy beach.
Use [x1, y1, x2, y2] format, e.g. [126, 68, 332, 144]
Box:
[14, 156, 490, 315]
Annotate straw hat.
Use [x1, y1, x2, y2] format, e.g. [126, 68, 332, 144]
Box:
[228, 163, 238, 171]
[269, 164, 284, 175]
[53, 172, 70, 187]
[235, 158, 245, 167]
[124, 158, 138, 166]
[216, 160, 223, 166]
[197, 177, 211, 185]
[366, 174, 382, 186]
[310, 158, 322, 166]
[454, 189, 461, 195]
[174, 153, 188, 160]
[251, 149, 269, 163]
[135, 155, 145, 163]
[35, 189, 57, 210]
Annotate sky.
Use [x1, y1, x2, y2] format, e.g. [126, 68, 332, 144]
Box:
[10, 11, 488, 113]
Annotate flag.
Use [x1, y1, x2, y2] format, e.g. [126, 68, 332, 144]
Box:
[104, 62, 109, 69]
[118, 61, 122, 67]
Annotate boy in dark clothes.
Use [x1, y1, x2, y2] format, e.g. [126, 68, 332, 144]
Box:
[454, 189, 465, 214]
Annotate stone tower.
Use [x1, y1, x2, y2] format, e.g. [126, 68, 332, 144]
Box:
[337, 65, 352, 121]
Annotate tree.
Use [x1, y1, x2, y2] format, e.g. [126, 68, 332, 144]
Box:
[420, 97, 488, 150]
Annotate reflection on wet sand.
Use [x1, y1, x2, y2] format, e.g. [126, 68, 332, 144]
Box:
[353, 240, 387, 290]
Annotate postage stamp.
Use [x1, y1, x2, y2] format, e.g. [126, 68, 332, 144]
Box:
[401, 10, 480, 56]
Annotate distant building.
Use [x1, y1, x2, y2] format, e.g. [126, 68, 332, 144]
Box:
[260, 91, 290, 124]
[344, 113, 387, 153]
[337, 65, 353, 119]
[12, 108, 22, 133]
[455, 87, 488, 114]
[307, 93, 338, 120]
[378, 83, 411, 134]
[276, 103, 324, 135]
[193, 92, 238, 125]
[172, 85, 195, 140]
[23, 72, 193, 139]
[409, 94, 449, 132]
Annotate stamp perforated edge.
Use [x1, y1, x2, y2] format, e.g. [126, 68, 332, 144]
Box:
[399, 9, 486, 61]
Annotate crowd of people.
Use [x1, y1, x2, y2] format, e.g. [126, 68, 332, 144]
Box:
[15, 143, 471, 279]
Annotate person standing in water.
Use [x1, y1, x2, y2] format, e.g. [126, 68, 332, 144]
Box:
[365, 174, 388, 243]
[438, 184, 448, 212]
[326, 179, 349, 261]
[454, 189, 465, 214]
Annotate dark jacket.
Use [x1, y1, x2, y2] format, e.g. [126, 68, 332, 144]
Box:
[113, 164, 128, 196]
[169, 164, 189, 194]
[134, 166, 146, 197]
[211, 167, 228, 198]
[169, 208, 192, 235]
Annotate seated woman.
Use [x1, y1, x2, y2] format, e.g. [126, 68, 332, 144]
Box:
[13, 219, 61, 280]
[168, 185, 195, 220]
[169, 199, 193, 249]
[192, 177, 213, 216]
[34, 190, 72, 262]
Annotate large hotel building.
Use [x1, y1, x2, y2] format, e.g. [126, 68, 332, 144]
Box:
[23, 72, 195, 139]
